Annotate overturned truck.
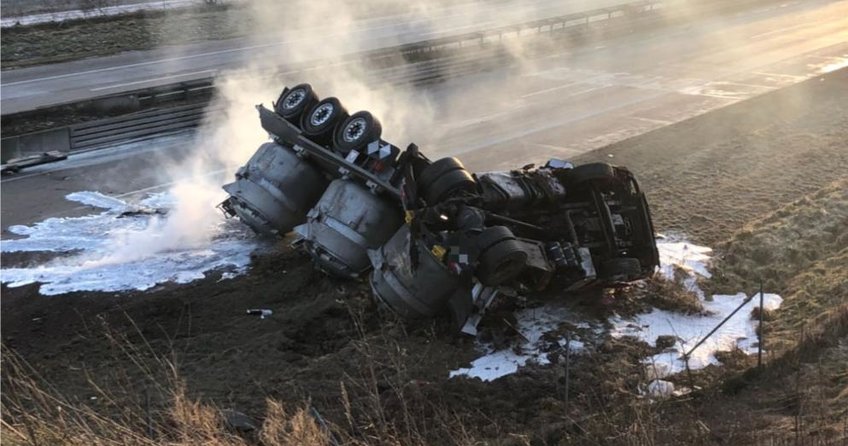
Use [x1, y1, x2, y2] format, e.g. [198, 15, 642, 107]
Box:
[220, 83, 660, 334]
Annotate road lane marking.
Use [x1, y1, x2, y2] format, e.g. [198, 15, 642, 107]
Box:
[2, 0, 639, 87]
[520, 81, 579, 98]
[629, 116, 672, 125]
[749, 22, 810, 40]
[751, 71, 807, 80]
[2, 41, 296, 86]
[526, 143, 585, 157]
[1, 167, 238, 232]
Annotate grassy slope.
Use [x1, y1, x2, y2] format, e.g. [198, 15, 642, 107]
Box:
[0, 0, 456, 69]
[696, 180, 848, 441]
[710, 179, 847, 348]
[1, 6, 252, 68]
[574, 70, 848, 247]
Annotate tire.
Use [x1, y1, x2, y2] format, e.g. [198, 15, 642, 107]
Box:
[567, 163, 617, 187]
[475, 226, 528, 286]
[418, 157, 465, 190]
[424, 169, 476, 203]
[418, 157, 476, 204]
[333, 111, 382, 155]
[600, 257, 643, 282]
[300, 97, 348, 145]
[275, 84, 318, 126]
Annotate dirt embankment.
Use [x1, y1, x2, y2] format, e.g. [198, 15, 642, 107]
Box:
[2, 70, 847, 444]
[575, 69, 848, 247]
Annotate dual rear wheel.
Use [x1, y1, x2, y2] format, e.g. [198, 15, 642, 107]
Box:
[275, 84, 383, 154]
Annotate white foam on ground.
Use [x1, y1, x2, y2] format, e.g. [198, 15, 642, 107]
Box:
[451, 236, 782, 382]
[612, 238, 782, 378]
[1, 191, 259, 296]
[449, 305, 592, 382]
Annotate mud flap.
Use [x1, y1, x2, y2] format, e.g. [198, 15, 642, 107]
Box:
[449, 282, 500, 336]
[258, 104, 302, 146]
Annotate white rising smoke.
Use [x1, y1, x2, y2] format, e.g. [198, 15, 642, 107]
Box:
[231, 0, 618, 146]
[84, 74, 273, 266]
[97, 0, 643, 262]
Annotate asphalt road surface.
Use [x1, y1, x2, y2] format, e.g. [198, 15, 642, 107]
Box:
[0, 0, 636, 115]
[2, 0, 846, 230]
[432, 0, 848, 168]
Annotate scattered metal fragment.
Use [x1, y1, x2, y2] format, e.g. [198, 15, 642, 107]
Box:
[246, 309, 273, 319]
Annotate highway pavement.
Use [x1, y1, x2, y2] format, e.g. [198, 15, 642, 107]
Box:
[0, 0, 636, 115]
[2, 0, 846, 230]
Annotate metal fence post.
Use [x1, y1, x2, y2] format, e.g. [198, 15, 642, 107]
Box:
[758, 282, 764, 368]
[685, 294, 755, 359]
[564, 335, 571, 413]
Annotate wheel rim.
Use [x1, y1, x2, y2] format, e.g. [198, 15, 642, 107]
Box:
[283, 89, 306, 110]
[342, 117, 367, 142]
[310, 103, 335, 126]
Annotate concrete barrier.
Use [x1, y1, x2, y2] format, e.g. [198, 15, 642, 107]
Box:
[1, 127, 70, 164]
[2, 1, 662, 169]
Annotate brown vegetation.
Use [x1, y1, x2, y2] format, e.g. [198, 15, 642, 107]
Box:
[709, 179, 848, 351]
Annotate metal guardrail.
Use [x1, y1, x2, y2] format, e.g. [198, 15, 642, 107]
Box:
[2, 1, 660, 169]
[70, 102, 213, 151]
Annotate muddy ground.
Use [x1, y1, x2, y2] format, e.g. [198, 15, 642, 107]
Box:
[2, 70, 847, 444]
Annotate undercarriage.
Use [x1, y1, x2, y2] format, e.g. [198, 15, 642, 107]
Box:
[221, 83, 660, 333]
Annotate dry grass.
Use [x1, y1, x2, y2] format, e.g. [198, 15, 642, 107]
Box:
[710, 179, 847, 295]
[2, 174, 846, 445]
[0, 310, 478, 446]
[1, 332, 335, 446]
[3, 305, 845, 446]
[708, 179, 848, 351]
[717, 304, 848, 442]
[0, 310, 342, 446]
[768, 248, 848, 351]
[642, 274, 706, 316]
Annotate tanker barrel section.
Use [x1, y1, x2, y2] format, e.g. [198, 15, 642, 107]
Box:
[220, 83, 661, 332]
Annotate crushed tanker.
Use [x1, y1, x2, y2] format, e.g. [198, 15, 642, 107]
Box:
[220, 83, 660, 334]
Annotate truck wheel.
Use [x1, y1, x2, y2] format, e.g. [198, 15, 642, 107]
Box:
[333, 111, 382, 155]
[567, 163, 617, 187]
[475, 226, 528, 286]
[275, 83, 318, 126]
[600, 257, 643, 282]
[300, 97, 348, 146]
[423, 169, 476, 204]
[418, 157, 465, 190]
[418, 158, 476, 204]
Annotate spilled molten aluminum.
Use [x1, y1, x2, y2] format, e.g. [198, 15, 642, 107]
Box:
[220, 83, 660, 334]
